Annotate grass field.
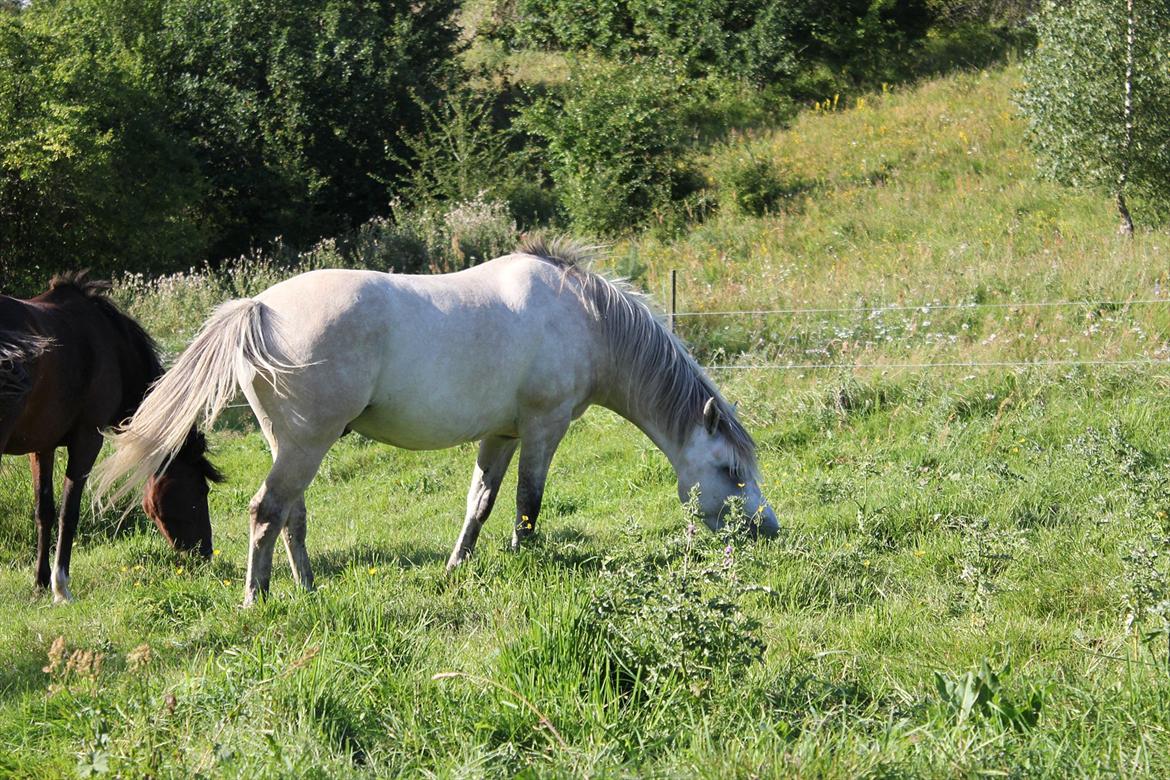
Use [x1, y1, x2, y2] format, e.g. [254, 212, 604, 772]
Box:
[4, 66, 1170, 777]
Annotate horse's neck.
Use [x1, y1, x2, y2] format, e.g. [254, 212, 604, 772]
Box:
[594, 368, 688, 473]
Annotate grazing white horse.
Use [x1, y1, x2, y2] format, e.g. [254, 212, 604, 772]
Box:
[95, 238, 778, 605]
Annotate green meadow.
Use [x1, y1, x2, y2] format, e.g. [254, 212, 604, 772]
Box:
[4, 66, 1170, 777]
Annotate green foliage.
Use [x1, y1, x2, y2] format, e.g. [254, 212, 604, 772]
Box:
[0, 5, 207, 288]
[716, 152, 809, 217]
[586, 498, 766, 698]
[933, 657, 1044, 730]
[394, 81, 517, 207]
[507, 0, 631, 53]
[1018, 0, 1170, 224]
[391, 75, 556, 229]
[506, 0, 802, 84]
[520, 58, 697, 236]
[503, 0, 945, 89]
[156, 0, 461, 260]
[0, 0, 460, 290]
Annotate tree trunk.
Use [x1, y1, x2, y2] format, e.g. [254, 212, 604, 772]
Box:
[1117, 191, 1134, 235]
[1117, 0, 1135, 236]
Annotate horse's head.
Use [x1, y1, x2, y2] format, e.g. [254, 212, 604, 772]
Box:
[142, 430, 222, 557]
[674, 397, 779, 538]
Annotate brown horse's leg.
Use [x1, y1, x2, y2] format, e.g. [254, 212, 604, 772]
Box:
[511, 415, 570, 551]
[30, 450, 56, 590]
[52, 431, 103, 603]
[447, 436, 519, 572]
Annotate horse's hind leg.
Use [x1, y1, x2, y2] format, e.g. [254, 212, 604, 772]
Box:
[282, 497, 313, 590]
[245, 444, 332, 606]
[447, 436, 519, 572]
[30, 450, 55, 590]
[511, 415, 570, 551]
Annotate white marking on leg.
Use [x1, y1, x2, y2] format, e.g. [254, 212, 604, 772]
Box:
[51, 567, 74, 604]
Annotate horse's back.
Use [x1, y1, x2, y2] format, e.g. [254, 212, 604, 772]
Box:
[251, 257, 599, 449]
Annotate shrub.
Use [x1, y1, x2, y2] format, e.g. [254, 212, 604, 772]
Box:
[717, 154, 793, 217]
[520, 58, 697, 236]
[393, 76, 523, 208]
[157, 0, 462, 259]
[1, 0, 462, 287]
[502, 0, 951, 90]
[353, 195, 520, 274]
[0, 7, 207, 291]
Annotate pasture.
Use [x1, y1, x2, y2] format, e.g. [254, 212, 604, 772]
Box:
[3, 67, 1170, 777]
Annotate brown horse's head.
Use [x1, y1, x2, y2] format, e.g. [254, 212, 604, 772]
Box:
[142, 430, 222, 557]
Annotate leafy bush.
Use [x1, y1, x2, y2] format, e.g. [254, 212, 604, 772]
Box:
[507, 0, 799, 83]
[503, 0, 947, 89]
[507, 0, 631, 53]
[394, 77, 520, 207]
[520, 58, 697, 236]
[0, 7, 207, 291]
[716, 153, 808, 217]
[157, 0, 462, 259]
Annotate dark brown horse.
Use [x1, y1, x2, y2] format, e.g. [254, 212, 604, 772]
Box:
[0, 272, 220, 601]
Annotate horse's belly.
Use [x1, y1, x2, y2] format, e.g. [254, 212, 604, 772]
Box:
[346, 401, 515, 450]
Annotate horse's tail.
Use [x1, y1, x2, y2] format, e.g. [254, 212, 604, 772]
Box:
[0, 332, 53, 414]
[93, 299, 293, 507]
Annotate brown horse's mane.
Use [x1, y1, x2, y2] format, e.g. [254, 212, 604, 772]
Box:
[48, 270, 113, 298]
[47, 271, 222, 482]
[48, 271, 164, 388]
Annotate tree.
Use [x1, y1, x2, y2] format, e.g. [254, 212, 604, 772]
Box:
[1019, 0, 1170, 233]
[0, 5, 206, 290]
[156, 0, 461, 260]
[1, 0, 460, 290]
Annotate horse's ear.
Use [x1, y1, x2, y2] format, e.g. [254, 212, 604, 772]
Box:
[703, 397, 720, 435]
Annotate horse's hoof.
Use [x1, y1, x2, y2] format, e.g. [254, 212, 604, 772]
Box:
[50, 572, 74, 603]
[446, 549, 470, 573]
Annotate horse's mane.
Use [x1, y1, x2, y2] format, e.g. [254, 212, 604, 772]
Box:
[49, 270, 113, 298]
[48, 270, 163, 384]
[515, 236, 759, 480]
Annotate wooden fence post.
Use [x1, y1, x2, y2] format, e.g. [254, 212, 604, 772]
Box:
[669, 269, 678, 333]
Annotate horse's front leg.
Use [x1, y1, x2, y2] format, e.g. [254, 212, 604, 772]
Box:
[53, 432, 103, 603]
[30, 450, 56, 591]
[512, 416, 570, 551]
[447, 436, 519, 571]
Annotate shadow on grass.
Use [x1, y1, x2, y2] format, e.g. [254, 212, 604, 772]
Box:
[311, 542, 448, 578]
[0, 648, 52, 704]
